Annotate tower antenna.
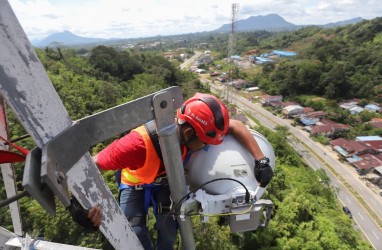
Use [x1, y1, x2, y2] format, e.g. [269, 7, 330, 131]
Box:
[226, 3, 239, 102]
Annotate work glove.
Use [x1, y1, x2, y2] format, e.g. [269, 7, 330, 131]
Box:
[67, 195, 99, 231]
[254, 157, 273, 188]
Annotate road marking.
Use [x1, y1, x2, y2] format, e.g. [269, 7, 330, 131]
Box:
[346, 197, 351, 203]
[372, 231, 380, 240]
[358, 213, 364, 220]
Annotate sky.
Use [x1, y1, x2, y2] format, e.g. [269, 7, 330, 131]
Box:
[8, 0, 382, 42]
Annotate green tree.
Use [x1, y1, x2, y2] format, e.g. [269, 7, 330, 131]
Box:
[321, 64, 350, 99]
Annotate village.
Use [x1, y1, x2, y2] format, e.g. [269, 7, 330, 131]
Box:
[175, 47, 382, 197]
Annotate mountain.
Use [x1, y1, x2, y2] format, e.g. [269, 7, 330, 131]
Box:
[33, 15, 364, 47]
[322, 17, 364, 28]
[215, 14, 300, 32]
[34, 30, 114, 47]
[214, 13, 363, 33]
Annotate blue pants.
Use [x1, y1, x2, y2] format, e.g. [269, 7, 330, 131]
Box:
[119, 185, 178, 250]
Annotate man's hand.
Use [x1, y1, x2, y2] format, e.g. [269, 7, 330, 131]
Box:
[88, 206, 102, 228]
[254, 157, 273, 188]
[68, 196, 101, 231]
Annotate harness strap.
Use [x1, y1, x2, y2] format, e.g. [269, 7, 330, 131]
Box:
[144, 120, 163, 160]
[120, 183, 162, 214]
[144, 185, 161, 215]
[0, 135, 29, 164]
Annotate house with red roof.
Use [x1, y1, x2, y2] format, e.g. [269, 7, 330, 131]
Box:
[330, 138, 373, 157]
[352, 153, 382, 175]
[260, 95, 283, 105]
[308, 122, 350, 138]
[330, 136, 382, 174]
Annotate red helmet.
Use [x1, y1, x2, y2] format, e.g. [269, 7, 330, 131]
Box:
[177, 93, 229, 145]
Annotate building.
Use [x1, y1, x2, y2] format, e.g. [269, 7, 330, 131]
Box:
[230, 55, 241, 60]
[309, 123, 349, 137]
[245, 87, 259, 92]
[254, 57, 274, 64]
[303, 107, 315, 114]
[364, 104, 381, 112]
[195, 69, 206, 74]
[339, 99, 365, 114]
[370, 120, 382, 129]
[299, 111, 326, 126]
[349, 106, 364, 114]
[281, 101, 300, 108]
[352, 154, 382, 175]
[330, 136, 382, 174]
[232, 79, 247, 90]
[163, 51, 175, 59]
[356, 135, 382, 142]
[305, 111, 326, 120]
[260, 95, 283, 105]
[330, 138, 375, 157]
[356, 136, 382, 152]
[282, 105, 304, 118]
[300, 117, 317, 126]
[271, 50, 297, 57]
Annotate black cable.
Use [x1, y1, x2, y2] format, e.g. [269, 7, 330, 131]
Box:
[3, 134, 30, 145]
[165, 178, 250, 222]
[0, 190, 29, 208]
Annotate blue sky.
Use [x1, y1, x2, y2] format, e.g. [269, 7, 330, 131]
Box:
[8, 0, 382, 41]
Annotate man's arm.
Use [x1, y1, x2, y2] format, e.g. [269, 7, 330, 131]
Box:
[228, 119, 273, 187]
[93, 130, 146, 171]
[227, 119, 265, 160]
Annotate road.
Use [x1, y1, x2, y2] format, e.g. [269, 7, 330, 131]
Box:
[180, 51, 202, 70]
[207, 81, 382, 250]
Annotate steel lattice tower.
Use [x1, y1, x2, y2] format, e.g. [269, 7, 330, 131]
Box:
[226, 3, 239, 102]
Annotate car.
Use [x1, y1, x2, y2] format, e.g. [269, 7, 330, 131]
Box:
[342, 206, 353, 218]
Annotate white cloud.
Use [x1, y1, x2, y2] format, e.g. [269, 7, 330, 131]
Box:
[7, 0, 382, 41]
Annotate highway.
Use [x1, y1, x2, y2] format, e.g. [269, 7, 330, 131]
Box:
[207, 82, 382, 250]
[180, 51, 202, 70]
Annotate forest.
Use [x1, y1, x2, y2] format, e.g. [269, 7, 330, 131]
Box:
[1, 16, 381, 250]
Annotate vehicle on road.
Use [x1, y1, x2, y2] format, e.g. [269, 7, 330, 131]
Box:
[343, 206, 353, 218]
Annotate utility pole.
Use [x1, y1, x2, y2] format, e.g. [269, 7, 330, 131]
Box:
[226, 3, 239, 103]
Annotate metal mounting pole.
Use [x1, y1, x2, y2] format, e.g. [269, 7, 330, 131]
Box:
[153, 92, 196, 249]
[0, 97, 23, 236]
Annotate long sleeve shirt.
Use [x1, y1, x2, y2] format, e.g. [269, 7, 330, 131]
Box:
[96, 131, 148, 171]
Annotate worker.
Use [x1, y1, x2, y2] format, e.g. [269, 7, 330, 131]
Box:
[72, 93, 273, 249]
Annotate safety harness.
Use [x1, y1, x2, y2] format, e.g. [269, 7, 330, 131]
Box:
[116, 121, 203, 216]
[116, 121, 171, 215]
[0, 135, 29, 164]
